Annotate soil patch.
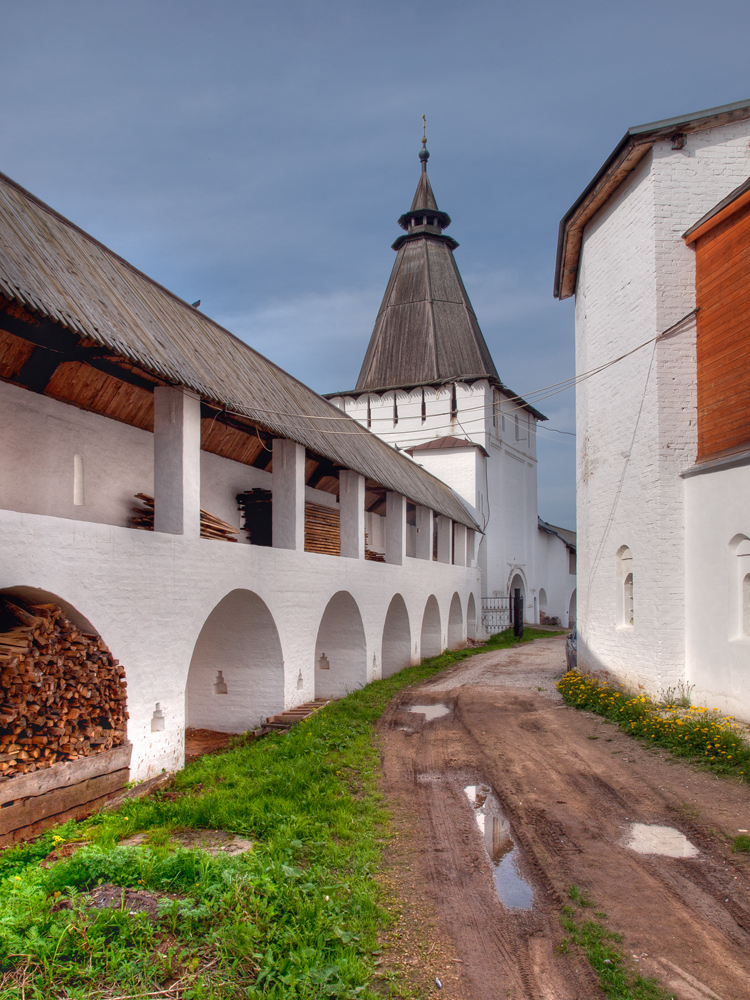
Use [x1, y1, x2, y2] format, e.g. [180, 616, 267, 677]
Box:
[184, 728, 234, 764]
[119, 828, 253, 855]
[378, 636, 750, 1000]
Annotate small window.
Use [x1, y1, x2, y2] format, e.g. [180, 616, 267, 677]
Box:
[616, 546, 634, 627]
[569, 549, 576, 575]
[515, 414, 521, 440]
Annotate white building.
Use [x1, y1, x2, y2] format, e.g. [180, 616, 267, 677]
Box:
[329, 141, 576, 627]
[0, 168, 482, 781]
[555, 97, 750, 719]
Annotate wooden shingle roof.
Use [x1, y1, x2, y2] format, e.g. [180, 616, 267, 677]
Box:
[0, 169, 480, 531]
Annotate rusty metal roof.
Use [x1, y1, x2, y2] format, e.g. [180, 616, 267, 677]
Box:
[0, 169, 479, 531]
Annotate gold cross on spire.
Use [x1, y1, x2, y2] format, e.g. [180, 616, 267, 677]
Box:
[422, 114, 427, 147]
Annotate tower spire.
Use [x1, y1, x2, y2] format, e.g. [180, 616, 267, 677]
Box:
[353, 143, 500, 392]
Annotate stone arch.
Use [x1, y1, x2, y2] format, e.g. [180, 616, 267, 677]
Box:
[467, 593, 477, 640]
[186, 589, 284, 733]
[420, 595, 442, 659]
[315, 591, 367, 698]
[447, 592, 464, 649]
[568, 589, 577, 628]
[539, 588, 548, 614]
[509, 572, 526, 623]
[0, 586, 98, 635]
[381, 594, 412, 679]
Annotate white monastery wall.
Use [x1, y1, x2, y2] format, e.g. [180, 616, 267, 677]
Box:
[576, 120, 750, 698]
[0, 386, 480, 778]
[685, 464, 750, 721]
[331, 379, 563, 619]
[536, 529, 576, 627]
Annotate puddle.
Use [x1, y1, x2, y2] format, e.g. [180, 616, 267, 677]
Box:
[626, 823, 699, 858]
[464, 784, 534, 909]
[408, 703, 450, 721]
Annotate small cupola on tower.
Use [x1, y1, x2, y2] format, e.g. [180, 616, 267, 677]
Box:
[393, 137, 456, 250]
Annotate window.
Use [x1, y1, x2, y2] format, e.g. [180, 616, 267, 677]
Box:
[569, 549, 577, 575]
[515, 414, 522, 440]
[730, 535, 750, 639]
[616, 546, 634, 627]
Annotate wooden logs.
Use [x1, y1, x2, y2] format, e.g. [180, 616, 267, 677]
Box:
[131, 494, 239, 541]
[304, 502, 340, 556]
[0, 597, 128, 782]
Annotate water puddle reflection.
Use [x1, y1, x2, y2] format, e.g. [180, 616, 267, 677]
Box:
[627, 823, 698, 858]
[464, 784, 534, 909]
[408, 703, 450, 720]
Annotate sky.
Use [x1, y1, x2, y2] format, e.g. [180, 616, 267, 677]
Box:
[2, 1, 750, 529]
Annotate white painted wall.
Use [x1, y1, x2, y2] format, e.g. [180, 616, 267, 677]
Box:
[0, 386, 481, 778]
[685, 463, 750, 720]
[536, 528, 576, 626]
[574, 119, 750, 708]
[331, 379, 573, 621]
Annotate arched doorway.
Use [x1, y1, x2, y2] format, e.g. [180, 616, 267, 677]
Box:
[420, 595, 442, 658]
[467, 593, 477, 640]
[510, 573, 526, 622]
[381, 595, 411, 679]
[568, 589, 577, 628]
[539, 588, 547, 621]
[187, 590, 283, 733]
[315, 591, 367, 698]
[447, 593, 464, 648]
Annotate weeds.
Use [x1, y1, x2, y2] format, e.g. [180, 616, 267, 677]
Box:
[658, 681, 694, 710]
[0, 628, 553, 1000]
[562, 885, 672, 1000]
[557, 671, 750, 780]
[732, 834, 750, 853]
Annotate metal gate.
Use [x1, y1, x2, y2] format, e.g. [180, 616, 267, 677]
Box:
[481, 596, 511, 634]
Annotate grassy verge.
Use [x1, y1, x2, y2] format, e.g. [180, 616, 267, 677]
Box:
[557, 670, 750, 781]
[559, 886, 672, 1000]
[0, 628, 555, 1000]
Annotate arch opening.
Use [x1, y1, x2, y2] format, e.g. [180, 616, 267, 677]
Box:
[510, 573, 526, 622]
[447, 593, 464, 649]
[187, 589, 284, 733]
[0, 587, 126, 778]
[381, 595, 412, 679]
[315, 591, 367, 698]
[568, 589, 577, 628]
[420, 595, 442, 659]
[616, 546, 633, 627]
[467, 593, 477, 641]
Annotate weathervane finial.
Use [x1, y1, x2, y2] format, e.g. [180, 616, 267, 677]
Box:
[419, 114, 429, 168]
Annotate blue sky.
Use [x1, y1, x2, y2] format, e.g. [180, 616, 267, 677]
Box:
[2, 0, 750, 528]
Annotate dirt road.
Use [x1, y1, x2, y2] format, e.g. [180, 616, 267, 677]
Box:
[377, 636, 750, 1000]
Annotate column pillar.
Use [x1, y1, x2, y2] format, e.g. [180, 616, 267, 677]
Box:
[153, 386, 201, 538]
[385, 491, 406, 565]
[339, 470, 365, 559]
[272, 438, 305, 550]
[453, 523, 468, 567]
[436, 515, 452, 564]
[415, 505, 433, 560]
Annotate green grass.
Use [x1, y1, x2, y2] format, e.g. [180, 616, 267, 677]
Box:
[557, 670, 750, 780]
[560, 886, 673, 1000]
[732, 834, 750, 853]
[0, 628, 554, 1000]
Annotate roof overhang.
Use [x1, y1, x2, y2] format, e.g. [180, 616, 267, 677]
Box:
[405, 435, 489, 458]
[554, 98, 750, 300]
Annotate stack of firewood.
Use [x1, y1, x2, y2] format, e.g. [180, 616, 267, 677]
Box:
[0, 598, 128, 779]
[131, 494, 239, 541]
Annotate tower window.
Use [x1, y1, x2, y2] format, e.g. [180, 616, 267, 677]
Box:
[450, 384, 457, 420]
[616, 546, 634, 627]
[421, 387, 426, 423]
[367, 397, 371, 429]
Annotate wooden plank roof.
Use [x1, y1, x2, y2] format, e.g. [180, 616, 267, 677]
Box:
[0, 169, 479, 531]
